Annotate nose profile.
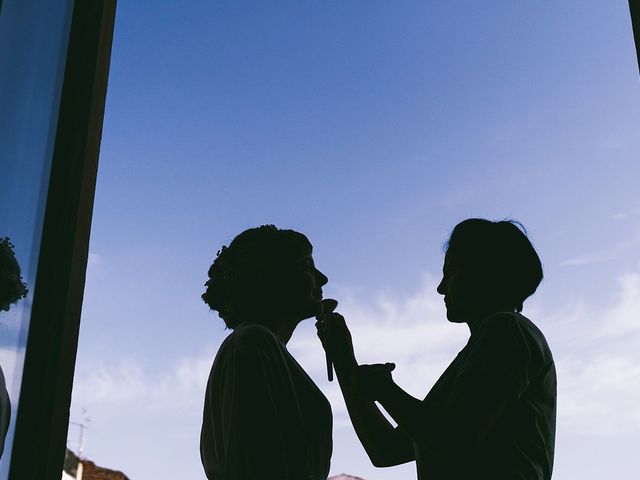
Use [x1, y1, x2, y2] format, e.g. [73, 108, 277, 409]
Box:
[316, 269, 328, 287]
[437, 277, 446, 295]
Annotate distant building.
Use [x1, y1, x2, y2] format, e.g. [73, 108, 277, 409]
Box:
[62, 448, 130, 480]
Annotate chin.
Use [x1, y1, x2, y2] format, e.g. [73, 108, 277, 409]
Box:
[310, 300, 324, 317]
[300, 300, 323, 320]
[445, 310, 467, 324]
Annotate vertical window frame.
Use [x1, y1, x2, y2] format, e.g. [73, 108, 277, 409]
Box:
[7, 1, 117, 479]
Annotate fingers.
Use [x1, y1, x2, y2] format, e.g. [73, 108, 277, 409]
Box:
[321, 312, 346, 342]
[315, 299, 338, 333]
[315, 314, 343, 343]
[314, 301, 354, 367]
[315, 307, 345, 332]
[359, 362, 395, 373]
[355, 362, 396, 400]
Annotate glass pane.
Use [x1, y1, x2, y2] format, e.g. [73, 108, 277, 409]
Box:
[0, 0, 74, 476]
[72, 2, 640, 480]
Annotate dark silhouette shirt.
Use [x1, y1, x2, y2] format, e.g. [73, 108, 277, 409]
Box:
[201, 323, 332, 480]
[413, 312, 556, 480]
[0, 366, 9, 457]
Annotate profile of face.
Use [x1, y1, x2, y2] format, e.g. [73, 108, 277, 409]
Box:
[280, 253, 328, 321]
[436, 251, 483, 323]
[437, 219, 542, 323]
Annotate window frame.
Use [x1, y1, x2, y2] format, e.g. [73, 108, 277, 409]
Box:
[7, 1, 116, 479]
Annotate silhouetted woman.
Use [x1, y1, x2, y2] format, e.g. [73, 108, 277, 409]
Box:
[319, 219, 556, 480]
[0, 237, 29, 458]
[200, 225, 332, 480]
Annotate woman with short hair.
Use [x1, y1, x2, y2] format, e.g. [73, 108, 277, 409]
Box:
[319, 218, 556, 480]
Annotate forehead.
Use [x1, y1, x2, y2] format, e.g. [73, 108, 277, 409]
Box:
[442, 249, 462, 271]
[443, 249, 455, 264]
[291, 252, 314, 264]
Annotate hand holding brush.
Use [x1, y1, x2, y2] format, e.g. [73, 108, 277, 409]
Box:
[316, 299, 356, 382]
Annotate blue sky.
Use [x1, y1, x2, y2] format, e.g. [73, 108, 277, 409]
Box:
[68, 2, 640, 479]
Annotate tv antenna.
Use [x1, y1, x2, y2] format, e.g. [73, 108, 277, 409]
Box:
[69, 408, 92, 459]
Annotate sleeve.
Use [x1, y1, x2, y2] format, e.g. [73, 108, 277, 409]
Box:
[221, 330, 307, 480]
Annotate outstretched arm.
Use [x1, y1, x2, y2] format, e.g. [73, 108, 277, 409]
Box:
[361, 364, 509, 453]
[317, 302, 414, 467]
[336, 358, 415, 467]
[356, 365, 432, 451]
[357, 316, 524, 454]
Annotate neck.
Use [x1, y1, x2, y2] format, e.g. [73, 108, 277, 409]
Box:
[466, 304, 517, 334]
[257, 313, 302, 344]
[274, 317, 299, 344]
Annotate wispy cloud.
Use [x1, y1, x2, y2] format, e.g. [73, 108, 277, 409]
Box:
[538, 272, 640, 436]
[559, 254, 614, 267]
[71, 354, 212, 412]
[71, 271, 640, 436]
[611, 203, 640, 221]
[559, 235, 640, 268]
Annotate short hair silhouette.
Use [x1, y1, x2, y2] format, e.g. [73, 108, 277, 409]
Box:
[202, 225, 312, 329]
[445, 218, 543, 312]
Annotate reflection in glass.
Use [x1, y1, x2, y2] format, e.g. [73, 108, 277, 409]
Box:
[0, 238, 29, 456]
[0, 0, 74, 475]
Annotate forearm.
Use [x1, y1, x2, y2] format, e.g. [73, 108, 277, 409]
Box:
[376, 373, 511, 455]
[317, 302, 414, 466]
[335, 360, 414, 467]
[377, 381, 437, 452]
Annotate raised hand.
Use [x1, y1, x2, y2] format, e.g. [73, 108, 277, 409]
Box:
[315, 299, 357, 374]
[355, 363, 396, 401]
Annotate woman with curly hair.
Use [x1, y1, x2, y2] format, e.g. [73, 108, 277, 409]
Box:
[318, 219, 556, 480]
[0, 237, 28, 457]
[200, 225, 332, 480]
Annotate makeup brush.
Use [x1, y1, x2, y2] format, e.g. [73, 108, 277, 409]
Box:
[317, 299, 338, 381]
